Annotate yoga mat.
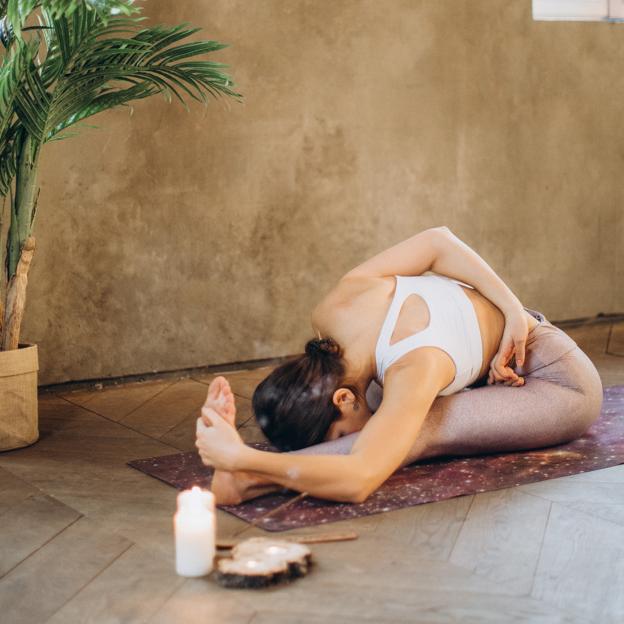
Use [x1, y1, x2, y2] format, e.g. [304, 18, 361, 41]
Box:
[129, 385, 624, 532]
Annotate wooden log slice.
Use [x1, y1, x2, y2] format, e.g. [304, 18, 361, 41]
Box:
[215, 555, 290, 589]
[232, 537, 312, 578]
[214, 538, 313, 589]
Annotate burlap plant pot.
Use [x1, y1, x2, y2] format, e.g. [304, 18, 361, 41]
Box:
[0, 344, 39, 451]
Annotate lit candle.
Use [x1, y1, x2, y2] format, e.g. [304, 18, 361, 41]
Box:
[174, 486, 216, 577]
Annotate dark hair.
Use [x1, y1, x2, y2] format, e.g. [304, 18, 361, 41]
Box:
[252, 337, 358, 451]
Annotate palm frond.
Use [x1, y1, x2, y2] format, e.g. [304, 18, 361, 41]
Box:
[0, 39, 33, 138]
[43, 13, 240, 139]
[0, 39, 37, 197]
[0, 3, 240, 199]
[2, 1, 137, 36]
[0, 121, 22, 195]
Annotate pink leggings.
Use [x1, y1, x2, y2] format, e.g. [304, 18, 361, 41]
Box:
[289, 309, 604, 465]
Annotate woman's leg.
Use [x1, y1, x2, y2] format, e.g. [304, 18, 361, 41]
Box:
[402, 346, 603, 462]
[213, 324, 603, 504]
[292, 345, 602, 464]
[296, 320, 603, 462]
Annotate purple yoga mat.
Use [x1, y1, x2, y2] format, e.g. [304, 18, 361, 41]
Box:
[128, 385, 624, 532]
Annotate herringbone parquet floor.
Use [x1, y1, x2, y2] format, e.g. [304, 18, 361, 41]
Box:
[1, 321, 623, 624]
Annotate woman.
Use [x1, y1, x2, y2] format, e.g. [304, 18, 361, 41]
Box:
[196, 227, 603, 505]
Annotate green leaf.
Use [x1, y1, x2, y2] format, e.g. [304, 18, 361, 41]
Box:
[42, 10, 240, 140]
[0, 121, 22, 195]
[0, 3, 241, 198]
[2, 1, 139, 36]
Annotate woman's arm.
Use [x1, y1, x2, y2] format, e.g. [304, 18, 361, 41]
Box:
[345, 226, 523, 318]
[197, 353, 445, 503]
[197, 405, 368, 502]
[345, 226, 530, 377]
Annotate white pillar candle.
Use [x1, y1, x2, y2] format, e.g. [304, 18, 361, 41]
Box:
[174, 485, 216, 577]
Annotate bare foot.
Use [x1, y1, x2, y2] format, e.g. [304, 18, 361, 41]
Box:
[210, 469, 244, 505]
[211, 469, 282, 505]
[203, 375, 236, 427]
[201, 376, 281, 504]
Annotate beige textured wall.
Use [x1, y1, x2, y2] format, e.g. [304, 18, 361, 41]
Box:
[22, 0, 624, 384]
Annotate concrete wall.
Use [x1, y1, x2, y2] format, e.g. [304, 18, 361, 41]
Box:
[22, 0, 624, 384]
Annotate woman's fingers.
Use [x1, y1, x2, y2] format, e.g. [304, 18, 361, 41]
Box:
[489, 341, 526, 386]
[200, 405, 227, 428]
[488, 362, 525, 386]
[514, 338, 526, 367]
[492, 354, 518, 382]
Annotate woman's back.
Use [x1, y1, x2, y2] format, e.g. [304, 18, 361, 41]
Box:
[312, 273, 514, 387]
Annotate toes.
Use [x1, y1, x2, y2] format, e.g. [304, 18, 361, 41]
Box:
[204, 376, 237, 425]
[218, 378, 233, 400]
[206, 376, 228, 404]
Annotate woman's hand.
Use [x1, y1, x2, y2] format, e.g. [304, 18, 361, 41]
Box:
[195, 406, 247, 471]
[487, 308, 529, 387]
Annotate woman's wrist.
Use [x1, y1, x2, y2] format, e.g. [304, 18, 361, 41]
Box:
[233, 443, 258, 471]
[478, 281, 522, 318]
[496, 289, 523, 318]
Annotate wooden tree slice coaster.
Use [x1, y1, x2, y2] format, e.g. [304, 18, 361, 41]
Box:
[214, 537, 313, 589]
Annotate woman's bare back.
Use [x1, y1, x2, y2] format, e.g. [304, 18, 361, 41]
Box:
[311, 274, 538, 384]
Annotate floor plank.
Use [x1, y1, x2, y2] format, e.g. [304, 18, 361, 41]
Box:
[47, 544, 184, 624]
[553, 501, 624, 527]
[119, 378, 213, 438]
[519, 477, 624, 505]
[450, 489, 551, 593]
[194, 367, 275, 399]
[308, 539, 521, 595]
[0, 494, 81, 577]
[561, 465, 624, 483]
[227, 578, 583, 624]
[0, 517, 131, 624]
[0, 465, 42, 511]
[370, 495, 473, 559]
[606, 322, 624, 356]
[148, 579, 255, 624]
[532, 503, 624, 624]
[249, 614, 403, 624]
[53, 490, 179, 560]
[562, 323, 610, 355]
[60, 379, 175, 422]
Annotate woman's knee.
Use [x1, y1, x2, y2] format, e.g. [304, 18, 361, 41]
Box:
[573, 351, 603, 431]
[558, 385, 603, 443]
[541, 347, 604, 440]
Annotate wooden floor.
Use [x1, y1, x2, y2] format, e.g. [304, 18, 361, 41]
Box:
[1, 321, 624, 624]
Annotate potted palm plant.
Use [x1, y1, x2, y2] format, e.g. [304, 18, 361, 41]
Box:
[0, 0, 239, 450]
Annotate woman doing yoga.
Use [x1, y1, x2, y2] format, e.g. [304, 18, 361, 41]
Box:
[196, 227, 603, 504]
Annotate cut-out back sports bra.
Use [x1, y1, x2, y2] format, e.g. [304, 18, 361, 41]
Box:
[375, 274, 484, 396]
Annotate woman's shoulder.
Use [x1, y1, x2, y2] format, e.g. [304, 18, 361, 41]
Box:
[311, 274, 392, 335]
[313, 274, 389, 313]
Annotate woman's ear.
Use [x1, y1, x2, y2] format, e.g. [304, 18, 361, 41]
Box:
[332, 387, 355, 411]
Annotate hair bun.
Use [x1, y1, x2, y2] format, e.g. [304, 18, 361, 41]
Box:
[305, 337, 341, 358]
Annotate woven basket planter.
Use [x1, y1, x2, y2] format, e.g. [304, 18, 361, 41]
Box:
[0, 344, 39, 451]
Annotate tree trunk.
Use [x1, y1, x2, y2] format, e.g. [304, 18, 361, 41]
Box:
[2, 135, 39, 351]
[2, 236, 35, 350]
[8, 136, 39, 279]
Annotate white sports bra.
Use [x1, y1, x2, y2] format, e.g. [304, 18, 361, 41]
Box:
[375, 274, 484, 396]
